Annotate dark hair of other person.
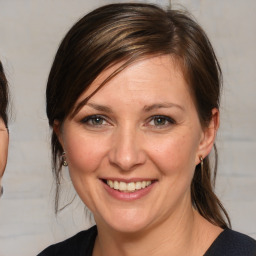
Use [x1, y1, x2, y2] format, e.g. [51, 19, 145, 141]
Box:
[46, 3, 231, 229]
[0, 61, 8, 127]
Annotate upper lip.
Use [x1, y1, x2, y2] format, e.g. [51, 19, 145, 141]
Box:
[100, 177, 157, 183]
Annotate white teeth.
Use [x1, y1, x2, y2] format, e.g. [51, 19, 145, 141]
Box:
[127, 182, 135, 192]
[106, 180, 152, 192]
[114, 181, 119, 190]
[135, 182, 142, 190]
[119, 182, 127, 191]
[107, 180, 114, 188]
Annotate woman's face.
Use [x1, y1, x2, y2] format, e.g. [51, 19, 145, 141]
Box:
[0, 118, 8, 182]
[56, 55, 217, 233]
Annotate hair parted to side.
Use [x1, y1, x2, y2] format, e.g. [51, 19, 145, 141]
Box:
[46, 3, 230, 228]
[0, 60, 8, 127]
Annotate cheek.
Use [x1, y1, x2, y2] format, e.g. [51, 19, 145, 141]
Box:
[146, 132, 198, 176]
[64, 133, 107, 175]
[62, 133, 109, 208]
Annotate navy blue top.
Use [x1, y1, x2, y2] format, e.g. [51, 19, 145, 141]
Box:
[38, 226, 256, 256]
[204, 228, 256, 256]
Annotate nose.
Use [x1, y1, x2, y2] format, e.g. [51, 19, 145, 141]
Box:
[108, 125, 146, 172]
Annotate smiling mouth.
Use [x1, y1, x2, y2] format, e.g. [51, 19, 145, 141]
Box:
[103, 179, 155, 193]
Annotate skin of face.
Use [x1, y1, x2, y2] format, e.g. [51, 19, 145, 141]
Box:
[55, 55, 218, 236]
[0, 118, 8, 185]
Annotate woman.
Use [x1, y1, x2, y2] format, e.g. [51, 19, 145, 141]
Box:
[0, 60, 9, 197]
[38, 3, 256, 256]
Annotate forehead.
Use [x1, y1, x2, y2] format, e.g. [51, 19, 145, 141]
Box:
[71, 55, 196, 116]
[81, 55, 189, 96]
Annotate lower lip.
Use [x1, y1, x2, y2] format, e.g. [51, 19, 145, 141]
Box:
[102, 181, 156, 201]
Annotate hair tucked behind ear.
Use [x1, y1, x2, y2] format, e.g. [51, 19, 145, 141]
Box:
[192, 146, 231, 228]
[46, 3, 231, 228]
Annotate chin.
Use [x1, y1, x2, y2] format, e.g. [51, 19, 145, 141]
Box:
[110, 221, 150, 234]
[98, 208, 153, 234]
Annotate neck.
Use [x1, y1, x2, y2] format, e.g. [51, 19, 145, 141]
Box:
[93, 204, 220, 256]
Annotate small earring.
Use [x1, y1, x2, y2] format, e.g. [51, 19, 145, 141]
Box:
[62, 152, 68, 166]
[199, 155, 204, 173]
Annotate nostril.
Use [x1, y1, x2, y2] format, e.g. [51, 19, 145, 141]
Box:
[108, 149, 147, 172]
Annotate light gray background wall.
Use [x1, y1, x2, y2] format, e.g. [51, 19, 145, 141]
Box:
[0, 0, 255, 255]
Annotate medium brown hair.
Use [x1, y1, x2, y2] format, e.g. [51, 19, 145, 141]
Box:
[0, 60, 8, 127]
[46, 3, 230, 228]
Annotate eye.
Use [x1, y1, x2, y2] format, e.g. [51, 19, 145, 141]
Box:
[81, 115, 108, 127]
[148, 115, 175, 128]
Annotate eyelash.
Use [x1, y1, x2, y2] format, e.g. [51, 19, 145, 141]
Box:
[147, 115, 176, 128]
[80, 115, 109, 127]
[80, 115, 176, 129]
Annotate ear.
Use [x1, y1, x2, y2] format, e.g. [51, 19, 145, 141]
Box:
[0, 118, 9, 179]
[195, 108, 219, 164]
[53, 120, 64, 148]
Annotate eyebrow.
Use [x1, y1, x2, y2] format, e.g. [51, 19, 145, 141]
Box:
[143, 103, 184, 112]
[81, 102, 184, 114]
[86, 103, 114, 113]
